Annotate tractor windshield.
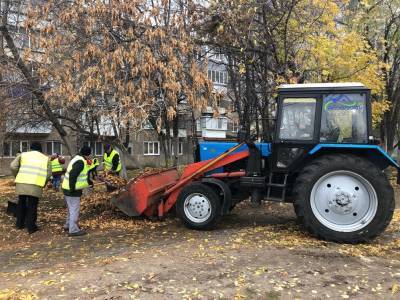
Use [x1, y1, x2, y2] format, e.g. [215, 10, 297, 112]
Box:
[279, 98, 316, 140]
[320, 93, 367, 143]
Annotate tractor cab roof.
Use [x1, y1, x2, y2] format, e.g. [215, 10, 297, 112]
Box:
[278, 82, 370, 93]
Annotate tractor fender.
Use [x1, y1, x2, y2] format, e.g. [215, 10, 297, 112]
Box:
[201, 178, 232, 215]
[308, 144, 400, 170]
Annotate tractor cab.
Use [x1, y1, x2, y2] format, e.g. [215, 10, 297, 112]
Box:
[272, 83, 373, 171]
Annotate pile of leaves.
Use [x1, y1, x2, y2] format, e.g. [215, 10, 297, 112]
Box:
[80, 172, 127, 213]
[97, 172, 128, 189]
[81, 167, 176, 215]
[0, 178, 16, 201]
[80, 189, 116, 213]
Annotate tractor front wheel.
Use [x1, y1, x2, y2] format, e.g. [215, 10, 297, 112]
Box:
[293, 154, 395, 243]
[176, 182, 221, 230]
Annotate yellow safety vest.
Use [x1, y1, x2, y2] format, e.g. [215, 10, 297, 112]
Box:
[51, 158, 63, 173]
[103, 149, 122, 172]
[62, 155, 90, 191]
[87, 158, 99, 171]
[15, 151, 49, 188]
[90, 158, 100, 170]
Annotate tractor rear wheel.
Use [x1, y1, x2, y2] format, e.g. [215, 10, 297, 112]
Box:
[293, 154, 394, 243]
[176, 182, 221, 230]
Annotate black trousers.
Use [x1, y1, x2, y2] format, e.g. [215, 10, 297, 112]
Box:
[16, 195, 39, 231]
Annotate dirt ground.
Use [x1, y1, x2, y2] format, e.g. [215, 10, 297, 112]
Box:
[0, 178, 400, 300]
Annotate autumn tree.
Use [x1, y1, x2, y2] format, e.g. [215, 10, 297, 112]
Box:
[24, 0, 212, 168]
[343, 0, 400, 152]
[198, 0, 385, 140]
[0, 0, 74, 155]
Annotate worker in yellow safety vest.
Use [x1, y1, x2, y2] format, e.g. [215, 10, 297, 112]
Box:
[88, 157, 99, 180]
[10, 142, 51, 234]
[103, 144, 122, 175]
[62, 146, 93, 237]
[50, 153, 65, 190]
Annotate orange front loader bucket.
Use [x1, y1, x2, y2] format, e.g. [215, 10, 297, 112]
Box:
[112, 142, 249, 218]
[112, 168, 180, 217]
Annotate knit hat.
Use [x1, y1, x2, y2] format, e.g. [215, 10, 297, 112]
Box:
[79, 146, 92, 156]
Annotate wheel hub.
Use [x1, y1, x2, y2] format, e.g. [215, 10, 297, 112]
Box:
[328, 189, 356, 214]
[183, 193, 212, 223]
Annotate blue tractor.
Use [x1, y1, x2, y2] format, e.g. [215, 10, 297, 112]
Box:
[175, 83, 397, 243]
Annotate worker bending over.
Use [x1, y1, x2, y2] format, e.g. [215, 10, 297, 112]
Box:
[88, 157, 99, 180]
[103, 144, 121, 176]
[62, 146, 93, 237]
[50, 153, 65, 190]
[10, 142, 51, 234]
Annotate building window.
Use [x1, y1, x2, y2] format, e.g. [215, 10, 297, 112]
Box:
[201, 118, 207, 128]
[196, 119, 201, 131]
[2, 140, 29, 157]
[171, 140, 184, 156]
[84, 141, 104, 156]
[179, 142, 183, 155]
[218, 118, 224, 129]
[232, 121, 240, 133]
[212, 53, 224, 61]
[127, 143, 133, 155]
[3, 141, 11, 157]
[21, 141, 29, 153]
[143, 141, 160, 156]
[95, 142, 103, 156]
[208, 70, 228, 85]
[46, 141, 62, 155]
[197, 117, 228, 131]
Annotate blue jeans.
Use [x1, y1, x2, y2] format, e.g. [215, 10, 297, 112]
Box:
[52, 175, 62, 189]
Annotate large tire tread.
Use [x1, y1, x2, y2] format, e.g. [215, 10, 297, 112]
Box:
[293, 154, 395, 243]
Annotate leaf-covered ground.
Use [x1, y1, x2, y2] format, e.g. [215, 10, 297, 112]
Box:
[0, 178, 399, 299]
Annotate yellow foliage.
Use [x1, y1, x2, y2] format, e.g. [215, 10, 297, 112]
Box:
[372, 100, 390, 127]
[300, 31, 384, 94]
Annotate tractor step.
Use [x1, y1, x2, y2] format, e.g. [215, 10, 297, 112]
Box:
[240, 176, 266, 188]
[266, 183, 286, 188]
[266, 173, 288, 202]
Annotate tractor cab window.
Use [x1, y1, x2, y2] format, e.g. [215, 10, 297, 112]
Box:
[320, 93, 367, 143]
[279, 98, 316, 141]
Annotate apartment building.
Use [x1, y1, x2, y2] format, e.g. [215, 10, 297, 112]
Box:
[198, 47, 239, 141]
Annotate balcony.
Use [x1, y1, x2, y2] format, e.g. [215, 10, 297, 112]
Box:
[196, 116, 228, 139]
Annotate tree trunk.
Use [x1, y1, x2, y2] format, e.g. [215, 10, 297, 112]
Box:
[172, 115, 179, 166]
[159, 133, 168, 167]
[385, 112, 396, 154]
[118, 146, 128, 179]
[164, 115, 171, 167]
[244, 64, 252, 136]
[380, 119, 386, 149]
